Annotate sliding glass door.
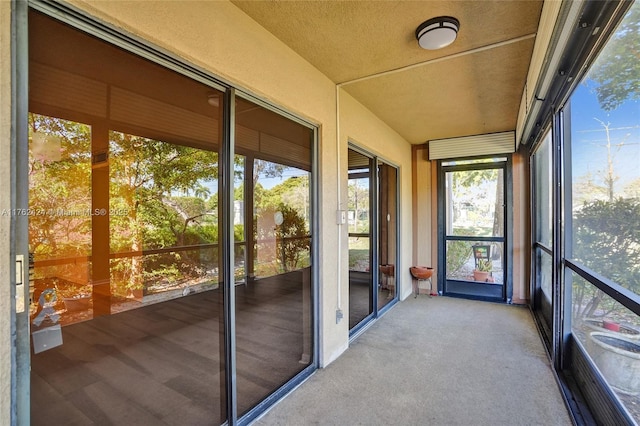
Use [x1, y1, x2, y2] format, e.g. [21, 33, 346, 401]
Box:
[26, 8, 315, 425]
[233, 98, 314, 417]
[348, 146, 398, 334]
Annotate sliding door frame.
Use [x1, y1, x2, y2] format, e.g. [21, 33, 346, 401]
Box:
[347, 143, 400, 339]
[347, 144, 377, 336]
[12, 1, 30, 424]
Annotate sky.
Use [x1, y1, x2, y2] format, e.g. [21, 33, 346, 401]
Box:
[569, 76, 640, 195]
[568, 1, 639, 196]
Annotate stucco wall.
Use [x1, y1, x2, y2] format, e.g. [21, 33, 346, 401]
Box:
[0, 0, 12, 423]
[413, 146, 435, 265]
[339, 90, 413, 301]
[512, 151, 530, 303]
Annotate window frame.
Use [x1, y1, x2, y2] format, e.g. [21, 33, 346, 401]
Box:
[527, 1, 639, 423]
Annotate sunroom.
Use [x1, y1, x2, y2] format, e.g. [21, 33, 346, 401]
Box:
[2, 0, 639, 425]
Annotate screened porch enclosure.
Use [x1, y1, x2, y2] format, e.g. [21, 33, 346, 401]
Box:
[8, 0, 639, 425]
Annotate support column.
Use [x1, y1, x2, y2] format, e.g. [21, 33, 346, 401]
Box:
[91, 121, 111, 316]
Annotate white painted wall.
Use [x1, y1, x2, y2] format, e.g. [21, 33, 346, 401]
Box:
[339, 91, 414, 301]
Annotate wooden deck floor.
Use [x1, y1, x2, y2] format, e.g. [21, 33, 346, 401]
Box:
[31, 271, 312, 425]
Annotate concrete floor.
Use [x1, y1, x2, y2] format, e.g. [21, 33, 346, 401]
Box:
[255, 296, 572, 425]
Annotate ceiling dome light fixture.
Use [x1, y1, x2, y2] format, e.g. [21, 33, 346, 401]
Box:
[416, 16, 460, 50]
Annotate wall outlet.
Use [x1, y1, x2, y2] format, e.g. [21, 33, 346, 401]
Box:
[336, 309, 343, 323]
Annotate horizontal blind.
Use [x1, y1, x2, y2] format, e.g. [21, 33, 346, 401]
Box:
[428, 131, 515, 160]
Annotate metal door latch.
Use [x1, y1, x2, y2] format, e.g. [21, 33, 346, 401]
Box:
[16, 254, 25, 313]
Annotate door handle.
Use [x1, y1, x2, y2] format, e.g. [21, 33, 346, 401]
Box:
[16, 255, 25, 313]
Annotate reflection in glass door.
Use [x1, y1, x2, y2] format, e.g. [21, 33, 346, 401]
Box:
[234, 97, 314, 417]
[348, 147, 399, 333]
[441, 159, 508, 301]
[27, 10, 316, 425]
[28, 12, 227, 424]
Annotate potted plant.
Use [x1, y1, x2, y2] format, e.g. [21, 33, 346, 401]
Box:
[473, 259, 492, 282]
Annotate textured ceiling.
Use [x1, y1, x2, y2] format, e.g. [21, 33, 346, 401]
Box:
[232, 0, 543, 144]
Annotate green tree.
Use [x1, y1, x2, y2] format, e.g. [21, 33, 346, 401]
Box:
[448, 168, 503, 238]
[28, 113, 92, 282]
[251, 170, 310, 275]
[572, 198, 640, 318]
[347, 178, 369, 233]
[273, 203, 310, 272]
[588, 3, 640, 111]
[254, 159, 286, 187]
[109, 131, 218, 295]
[261, 175, 310, 222]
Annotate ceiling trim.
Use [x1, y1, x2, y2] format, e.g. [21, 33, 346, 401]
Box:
[338, 33, 536, 88]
